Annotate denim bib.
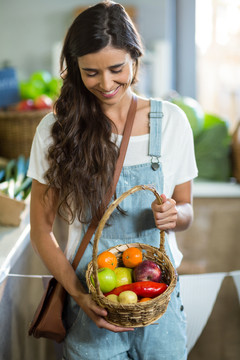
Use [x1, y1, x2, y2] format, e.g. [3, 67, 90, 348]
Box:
[62, 100, 187, 360]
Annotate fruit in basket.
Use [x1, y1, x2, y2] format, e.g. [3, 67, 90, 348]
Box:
[105, 281, 168, 298]
[91, 268, 117, 293]
[122, 247, 143, 268]
[114, 267, 133, 287]
[133, 260, 162, 283]
[118, 291, 138, 304]
[139, 297, 152, 302]
[34, 95, 53, 109]
[106, 294, 119, 303]
[97, 251, 118, 270]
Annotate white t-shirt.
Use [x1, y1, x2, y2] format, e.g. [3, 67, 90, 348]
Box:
[27, 100, 198, 268]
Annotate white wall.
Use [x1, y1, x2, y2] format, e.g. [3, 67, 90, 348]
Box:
[0, 0, 166, 77]
[0, 0, 196, 98]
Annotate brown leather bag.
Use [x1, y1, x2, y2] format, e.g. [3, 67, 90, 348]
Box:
[28, 95, 137, 342]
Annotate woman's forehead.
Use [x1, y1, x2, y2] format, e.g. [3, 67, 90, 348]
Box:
[78, 46, 131, 68]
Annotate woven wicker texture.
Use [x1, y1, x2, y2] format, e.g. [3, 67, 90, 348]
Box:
[0, 109, 50, 159]
[86, 185, 177, 327]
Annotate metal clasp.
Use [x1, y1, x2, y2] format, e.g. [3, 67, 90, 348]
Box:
[151, 156, 160, 171]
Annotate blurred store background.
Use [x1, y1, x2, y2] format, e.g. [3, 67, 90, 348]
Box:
[0, 1, 239, 360]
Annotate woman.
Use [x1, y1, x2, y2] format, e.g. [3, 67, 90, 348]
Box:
[28, 1, 198, 359]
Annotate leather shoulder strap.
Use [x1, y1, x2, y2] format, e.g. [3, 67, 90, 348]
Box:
[71, 94, 137, 270]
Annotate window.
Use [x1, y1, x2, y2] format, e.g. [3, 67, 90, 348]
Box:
[196, 0, 240, 132]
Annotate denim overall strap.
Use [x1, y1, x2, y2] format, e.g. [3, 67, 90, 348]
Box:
[149, 99, 163, 170]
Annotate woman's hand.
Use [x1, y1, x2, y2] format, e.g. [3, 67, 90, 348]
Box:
[151, 194, 178, 231]
[151, 181, 194, 232]
[73, 292, 134, 333]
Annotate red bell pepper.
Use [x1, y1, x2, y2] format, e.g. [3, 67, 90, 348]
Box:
[104, 281, 168, 298]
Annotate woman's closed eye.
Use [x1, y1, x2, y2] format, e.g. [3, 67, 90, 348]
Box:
[85, 68, 123, 77]
[86, 72, 98, 77]
[110, 68, 123, 74]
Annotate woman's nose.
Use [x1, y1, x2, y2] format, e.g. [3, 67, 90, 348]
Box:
[99, 73, 114, 91]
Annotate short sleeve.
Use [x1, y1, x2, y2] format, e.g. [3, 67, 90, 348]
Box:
[174, 112, 198, 185]
[27, 112, 55, 184]
[161, 102, 198, 197]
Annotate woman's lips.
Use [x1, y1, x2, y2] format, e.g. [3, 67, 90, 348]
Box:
[99, 85, 121, 98]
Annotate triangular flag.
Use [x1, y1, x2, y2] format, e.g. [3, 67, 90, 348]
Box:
[230, 270, 240, 303]
[179, 272, 226, 353]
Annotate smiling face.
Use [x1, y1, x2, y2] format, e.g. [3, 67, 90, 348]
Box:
[78, 45, 135, 106]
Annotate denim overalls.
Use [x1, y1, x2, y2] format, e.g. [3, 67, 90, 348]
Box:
[62, 100, 187, 360]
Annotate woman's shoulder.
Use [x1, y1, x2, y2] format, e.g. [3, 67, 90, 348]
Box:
[36, 111, 56, 141]
[160, 99, 191, 130]
[138, 95, 187, 119]
[136, 95, 190, 131]
[150, 98, 187, 119]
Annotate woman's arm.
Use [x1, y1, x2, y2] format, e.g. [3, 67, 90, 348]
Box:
[30, 179, 133, 332]
[151, 180, 194, 231]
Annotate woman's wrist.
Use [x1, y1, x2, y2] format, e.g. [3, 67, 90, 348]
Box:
[174, 203, 193, 231]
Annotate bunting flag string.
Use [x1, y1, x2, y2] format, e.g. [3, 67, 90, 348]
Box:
[1, 269, 239, 353]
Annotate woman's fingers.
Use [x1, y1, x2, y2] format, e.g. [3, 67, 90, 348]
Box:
[78, 293, 134, 332]
[89, 304, 134, 332]
[95, 317, 134, 333]
[151, 197, 177, 230]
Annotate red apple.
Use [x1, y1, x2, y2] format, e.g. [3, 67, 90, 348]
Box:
[133, 260, 162, 283]
[34, 95, 53, 110]
[16, 99, 35, 111]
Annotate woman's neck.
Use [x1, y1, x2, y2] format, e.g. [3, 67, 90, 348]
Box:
[102, 91, 134, 135]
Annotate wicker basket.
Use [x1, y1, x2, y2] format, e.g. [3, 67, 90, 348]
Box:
[0, 109, 50, 159]
[86, 185, 177, 328]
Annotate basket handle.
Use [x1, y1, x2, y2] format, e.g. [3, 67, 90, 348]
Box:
[92, 185, 165, 297]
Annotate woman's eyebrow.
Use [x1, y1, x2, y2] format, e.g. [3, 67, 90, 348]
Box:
[109, 62, 125, 69]
[81, 62, 125, 71]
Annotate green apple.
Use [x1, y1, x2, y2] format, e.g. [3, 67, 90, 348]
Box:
[118, 291, 138, 304]
[106, 294, 119, 303]
[114, 267, 133, 287]
[91, 268, 117, 293]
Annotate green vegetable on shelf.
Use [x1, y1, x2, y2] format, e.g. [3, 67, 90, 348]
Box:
[168, 93, 232, 182]
[194, 113, 231, 181]
[0, 155, 32, 200]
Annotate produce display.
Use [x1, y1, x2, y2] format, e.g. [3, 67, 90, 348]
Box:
[13, 70, 62, 111]
[194, 113, 231, 181]
[0, 155, 32, 201]
[168, 93, 232, 181]
[93, 247, 168, 304]
[171, 96, 205, 138]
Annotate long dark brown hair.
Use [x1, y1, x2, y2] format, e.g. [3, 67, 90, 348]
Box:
[45, 1, 143, 224]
